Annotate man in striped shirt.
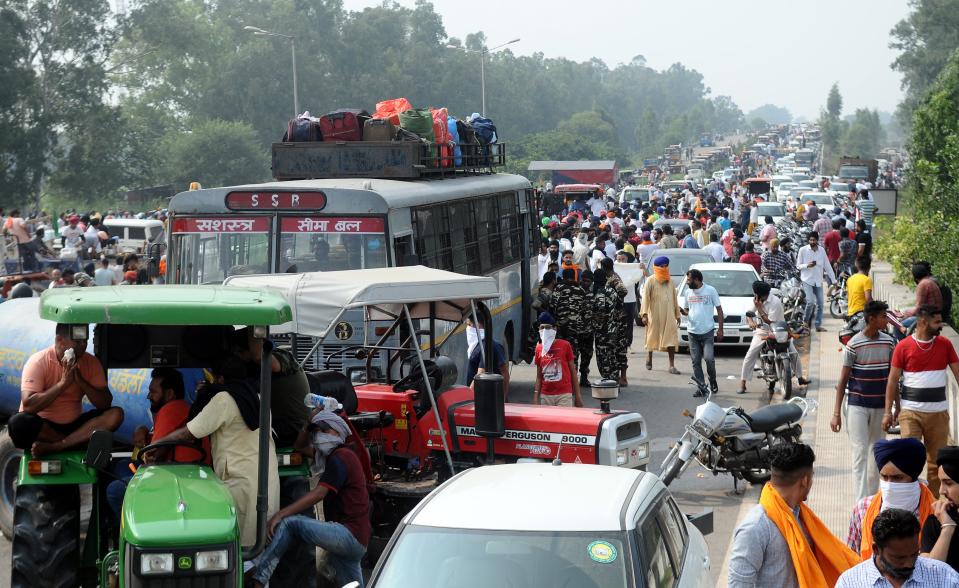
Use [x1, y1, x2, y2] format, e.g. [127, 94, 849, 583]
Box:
[884, 305, 959, 496]
[832, 301, 897, 500]
[856, 190, 877, 229]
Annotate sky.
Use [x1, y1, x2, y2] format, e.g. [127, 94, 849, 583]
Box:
[342, 0, 911, 121]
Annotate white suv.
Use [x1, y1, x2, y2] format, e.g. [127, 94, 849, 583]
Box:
[365, 463, 713, 588]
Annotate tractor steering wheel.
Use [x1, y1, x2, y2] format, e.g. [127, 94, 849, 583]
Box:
[139, 440, 209, 465]
[392, 363, 434, 393]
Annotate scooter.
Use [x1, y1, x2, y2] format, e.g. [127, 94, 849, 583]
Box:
[659, 392, 817, 491]
[746, 310, 804, 399]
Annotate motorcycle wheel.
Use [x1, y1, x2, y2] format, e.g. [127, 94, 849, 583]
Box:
[741, 469, 771, 485]
[660, 455, 685, 486]
[779, 360, 793, 399]
[829, 297, 843, 319]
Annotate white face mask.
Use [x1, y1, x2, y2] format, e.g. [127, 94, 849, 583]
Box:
[466, 327, 484, 356]
[879, 480, 921, 512]
[540, 328, 556, 354]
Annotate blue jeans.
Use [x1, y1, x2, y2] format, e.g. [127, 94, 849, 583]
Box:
[802, 281, 824, 328]
[253, 516, 366, 587]
[106, 459, 134, 520]
[688, 331, 717, 390]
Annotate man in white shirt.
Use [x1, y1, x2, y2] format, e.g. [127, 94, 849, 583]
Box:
[739, 280, 806, 394]
[94, 258, 118, 286]
[586, 195, 606, 219]
[796, 231, 836, 332]
[61, 216, 84, 249]
[703, 233, 725, 262]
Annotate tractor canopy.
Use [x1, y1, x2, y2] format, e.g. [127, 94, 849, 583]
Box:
[39, 285, 292, 326]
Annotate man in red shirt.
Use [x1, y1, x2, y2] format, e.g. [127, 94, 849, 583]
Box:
[823, 219, 843, 269]
[884, 305, 959, 495]
[738, 241, 762, 273]
[533, 312, 583, 407]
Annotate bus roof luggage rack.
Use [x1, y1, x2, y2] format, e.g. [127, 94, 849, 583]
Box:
[271, 141, 506, 181]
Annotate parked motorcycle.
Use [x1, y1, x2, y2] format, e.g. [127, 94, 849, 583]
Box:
[660, 395, 817, 489]
[766, 271, 806, 326]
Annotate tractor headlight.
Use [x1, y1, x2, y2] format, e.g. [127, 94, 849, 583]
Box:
[140, 553, 174, 575]
[195, 549, 229, 572]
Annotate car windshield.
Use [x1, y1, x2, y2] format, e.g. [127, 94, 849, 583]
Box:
[685, 269, 756, 297]
[648, 253, 713, 276]
[757, 204, 785, 217]
[372, 526, 630, 588]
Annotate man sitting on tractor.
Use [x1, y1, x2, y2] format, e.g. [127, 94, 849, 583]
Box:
[8, 323, 124, 456]
[247, 409, 370, 588]
[151, 357, 280, 547]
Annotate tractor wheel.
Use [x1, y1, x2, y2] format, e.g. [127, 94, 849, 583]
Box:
[271, 476, 317, 588]
[0, 427, 22, 538]
[11, 484, 80, 588]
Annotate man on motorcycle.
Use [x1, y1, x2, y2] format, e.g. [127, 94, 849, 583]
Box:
[738, 281, 808, 395]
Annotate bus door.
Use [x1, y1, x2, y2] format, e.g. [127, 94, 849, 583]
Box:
[169, 216, 272, 284]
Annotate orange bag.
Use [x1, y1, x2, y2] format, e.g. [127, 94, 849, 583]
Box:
[431, 107, 452, 167]
[373, 98, 413, 126]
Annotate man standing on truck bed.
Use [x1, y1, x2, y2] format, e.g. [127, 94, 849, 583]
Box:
[8, 323, 124, 456]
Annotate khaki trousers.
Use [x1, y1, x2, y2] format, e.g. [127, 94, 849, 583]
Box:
[539, 393, 574, 407]
[899, 409, 950, 496]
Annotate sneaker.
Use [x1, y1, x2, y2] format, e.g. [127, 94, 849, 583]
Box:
[710, 383, 719, 396]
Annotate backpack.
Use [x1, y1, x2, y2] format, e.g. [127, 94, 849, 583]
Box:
[398, 108, 435, 142]
[282, 113, 322, 142]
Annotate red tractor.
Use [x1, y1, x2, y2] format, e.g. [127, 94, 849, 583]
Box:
[225, 267, 650, 558]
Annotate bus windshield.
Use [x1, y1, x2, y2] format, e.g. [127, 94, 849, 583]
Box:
[173, 232, 271, 284]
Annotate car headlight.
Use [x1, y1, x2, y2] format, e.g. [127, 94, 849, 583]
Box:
[140, 553, 174, 575]
[195, 549, 230, 572]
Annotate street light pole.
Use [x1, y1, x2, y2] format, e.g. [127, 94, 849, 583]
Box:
[244, 26, 299, 118]
[446, 38, 519, 118]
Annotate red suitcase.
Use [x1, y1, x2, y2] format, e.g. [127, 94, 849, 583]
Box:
[319, 109, 370, 141]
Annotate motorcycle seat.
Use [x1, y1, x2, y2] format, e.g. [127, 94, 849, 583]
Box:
[747, 403, 803, 433]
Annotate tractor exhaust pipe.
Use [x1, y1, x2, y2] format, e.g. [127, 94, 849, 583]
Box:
[243, 338, 273, 560]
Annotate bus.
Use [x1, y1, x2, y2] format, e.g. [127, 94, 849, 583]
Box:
[165, 174, 538, 380]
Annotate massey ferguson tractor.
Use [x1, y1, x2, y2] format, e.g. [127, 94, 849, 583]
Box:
[225, 267, 651, 560]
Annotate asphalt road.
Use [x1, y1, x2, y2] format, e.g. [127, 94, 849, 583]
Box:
[0, 326, 807, 587]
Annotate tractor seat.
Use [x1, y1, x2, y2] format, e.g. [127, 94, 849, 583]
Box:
[747, 403, 803, 433]
[305, 370, 358, 415]
[349, 410, 395, 432]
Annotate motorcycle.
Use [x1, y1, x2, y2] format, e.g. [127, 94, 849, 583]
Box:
[746, 310, 804, 399]
[660, 395, 817, 490]
[766, 271, 806, 326]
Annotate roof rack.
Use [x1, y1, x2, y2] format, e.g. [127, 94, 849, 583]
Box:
[271, 141, 506, 181]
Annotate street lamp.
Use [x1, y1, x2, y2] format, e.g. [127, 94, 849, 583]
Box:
[446, 38, 520, 117]
[244, 25, 299, 118]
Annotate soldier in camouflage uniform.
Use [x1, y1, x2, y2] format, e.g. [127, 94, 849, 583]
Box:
[577, 270, 595, 385]
[591, 268, 624, 381]
[600, 258, 630, 385]
[550, 268, 588, 368]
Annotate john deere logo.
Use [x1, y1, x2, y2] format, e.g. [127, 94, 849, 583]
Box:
[177, 556, 192, 570]
[334, 321, 353, 341]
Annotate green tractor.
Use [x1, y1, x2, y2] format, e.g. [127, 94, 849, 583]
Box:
[9, 285, 304, 587]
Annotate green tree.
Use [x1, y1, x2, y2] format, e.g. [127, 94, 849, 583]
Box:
[840, 109, 884, 159]
[745, 104, 791, 125]
[826, 83, 843, 118]
[160, 120, 269, 189]
[890, 0, 959, 127]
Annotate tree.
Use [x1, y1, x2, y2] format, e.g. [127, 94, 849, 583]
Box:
[826, 83, 842, 118]
[840, 109, 884, 159]
[745, 104, 792, 125]
[160, 120, 268, 189]
[890, 0, 959, 126]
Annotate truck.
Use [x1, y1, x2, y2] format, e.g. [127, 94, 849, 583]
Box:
[837, 157, 879, 184]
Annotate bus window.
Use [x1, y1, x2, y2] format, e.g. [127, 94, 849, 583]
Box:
[173, 232, 271, 284]
[278, 217, 388, 272]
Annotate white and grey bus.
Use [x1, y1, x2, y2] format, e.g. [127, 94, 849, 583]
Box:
[166, 173, 538, 378]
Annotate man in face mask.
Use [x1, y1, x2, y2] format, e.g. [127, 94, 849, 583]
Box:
[532, 312, 582, 407]
[921, 446, 959, 570]
[249, 410, 370, 588]
[836, 508, 959, 587]
[846, 438, 934, 558]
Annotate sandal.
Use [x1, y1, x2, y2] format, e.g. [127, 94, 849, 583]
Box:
[668, 366, 680, 375]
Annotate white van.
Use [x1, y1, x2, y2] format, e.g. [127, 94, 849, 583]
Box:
[103, 219, 164, 254]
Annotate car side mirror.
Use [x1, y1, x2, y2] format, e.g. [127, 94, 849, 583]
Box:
[687, 509, 714, 536]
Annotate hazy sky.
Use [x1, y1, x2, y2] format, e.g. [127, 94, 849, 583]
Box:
[342, 0, 910, 120]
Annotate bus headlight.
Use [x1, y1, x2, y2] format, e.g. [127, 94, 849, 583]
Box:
[140, 553, 174, 575]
